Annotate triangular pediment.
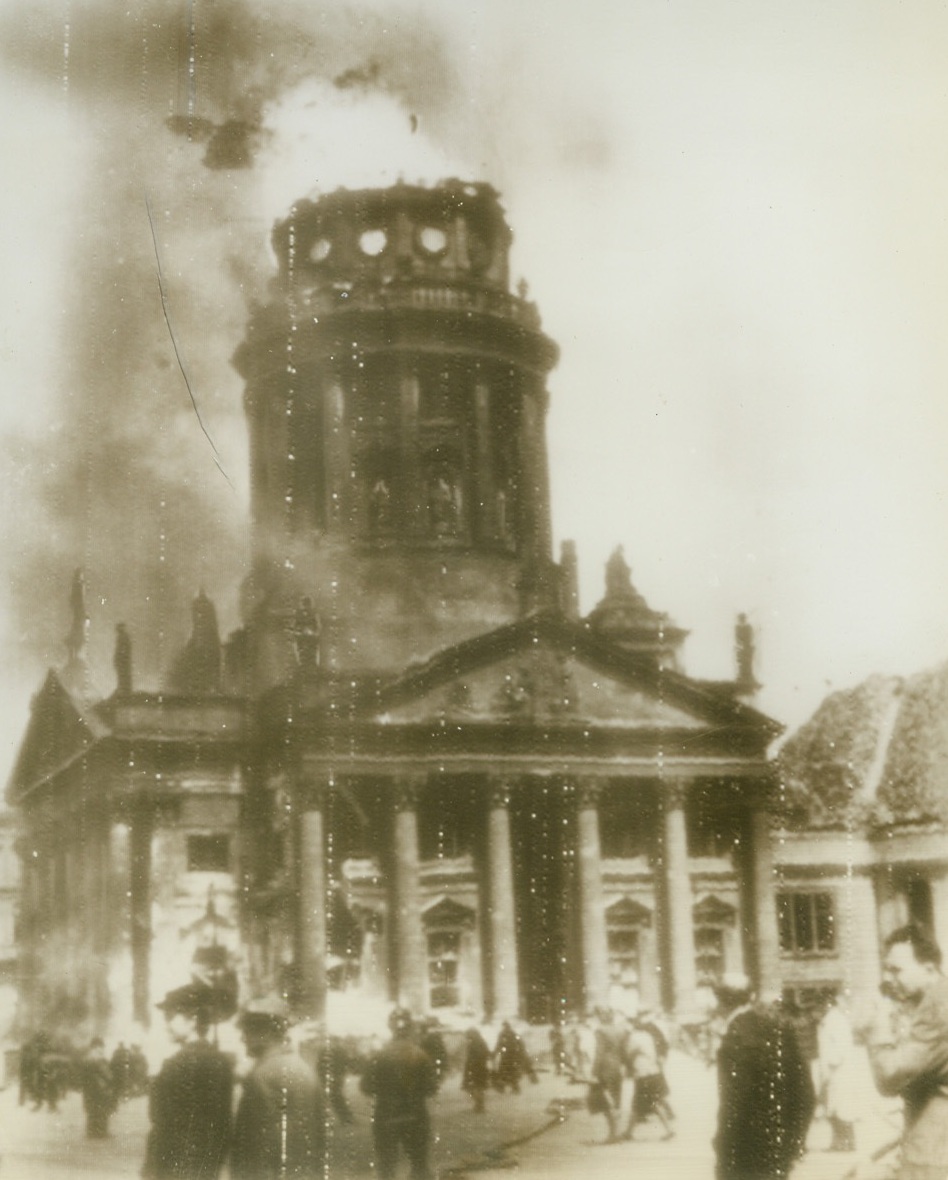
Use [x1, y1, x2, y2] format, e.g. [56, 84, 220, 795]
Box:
[379, 650, 704, 727]
[423, 897, 477, 929]
[693, 894, 738, 926]
[606, 896, 653, 927]
[7, 671, 110, 801]
[370, 615, 776, 737]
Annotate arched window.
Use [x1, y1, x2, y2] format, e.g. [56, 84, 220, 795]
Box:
[423, 447, 464, 538]
[360, 448, 398, 538]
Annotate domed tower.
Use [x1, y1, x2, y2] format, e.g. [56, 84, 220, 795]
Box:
[233, 180, 560, 689]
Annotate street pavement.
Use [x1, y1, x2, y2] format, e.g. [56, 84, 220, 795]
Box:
[0, 1048, 905, 1180]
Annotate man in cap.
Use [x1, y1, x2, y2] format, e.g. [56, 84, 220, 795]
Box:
[864, 924, 948, 1180]
[142, 982, 234, 1180]
[361, 1008, 438, 1180]
[712, 972, 814, 1180]
[230, 996, 325, 1180]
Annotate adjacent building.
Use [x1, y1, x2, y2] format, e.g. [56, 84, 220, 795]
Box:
[774, 663, 948, 1011]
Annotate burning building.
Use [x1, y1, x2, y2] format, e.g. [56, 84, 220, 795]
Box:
[8, 179, 782, 1036]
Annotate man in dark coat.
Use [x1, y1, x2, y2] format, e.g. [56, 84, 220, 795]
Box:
[461, 1027, 491, 1113]
[142, 983, 234, 1180]
[714, 973, 814, 1180]
[230, 997, 325, 1180]
[82, 1037, 116, 1139]
[361, 1008, 438, 1180]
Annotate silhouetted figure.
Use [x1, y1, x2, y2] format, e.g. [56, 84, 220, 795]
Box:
[714, 974, 814, 1180]
[82, 1038, 116, 1139]
[110, 1041, 132, 1101]
[65, 568, 90, 666]
[735, 613, 758, 692]
[361, 1008, 437, 1180]
[113, 624, 132, 695]
[128, 1044, 149, 1097]
[590, 1017, 625, 1144]
[291, 597, 320, 672]
[461, 1028, 491, 1113]
[231, 998, 325, 1180]
[168, 590, 222, 695]
[142, 983, 233, 1180]
[419, 1019, 447, 1084]
[623, 1020, 674, 1141]
[316, 1035, 353, 1124]
[492, 1021, 535, 1093]
[368, 477, 393, 533]
[604, 546, 632, 598]
[549, 1023, 567, 1075]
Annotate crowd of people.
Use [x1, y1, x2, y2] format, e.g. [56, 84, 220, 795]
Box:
[12, 920, 948, 1179]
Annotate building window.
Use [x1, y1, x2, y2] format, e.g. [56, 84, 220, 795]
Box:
[694, 927, 725, 985]
[607, 925, 640, 984]
[777, 891, 835, 955]
[427, 929, 460, 1008]
[187, 834, 231, 874]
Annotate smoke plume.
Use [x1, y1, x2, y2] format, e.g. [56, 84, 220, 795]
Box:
[0, 0, 477, 702]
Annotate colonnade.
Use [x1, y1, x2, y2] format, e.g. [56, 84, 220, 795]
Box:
[293, 769, 779, 1019]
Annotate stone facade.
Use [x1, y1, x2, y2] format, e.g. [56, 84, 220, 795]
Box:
[7, 181, 782, 1039]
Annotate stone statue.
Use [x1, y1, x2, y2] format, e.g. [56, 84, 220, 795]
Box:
[65, 568, 90, 666]
[735, 612, 757, 689]
[604, 546, 632, 598]
[368, 476, 392, 533]
[292, 596, 321, 672]
[168, 589, 222, 695]
[114, 623, 132, 695]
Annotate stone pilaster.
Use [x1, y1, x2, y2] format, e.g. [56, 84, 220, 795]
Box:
[928, 872, 948, 970]
[392, 777, 427, 1014]
[473, 382, 497, 542]
[874, 868, 909, 944]
[323, 382, 350, 531]
[840, 871, 881, 1001]
[748, 807, 781, 1003]
[661, 782, 697, 1015]
[297, 777, 329, 1019]
[576, 780, 610, 1012]
[399, 370, 422, 537]
[487, 780, 520, 1020]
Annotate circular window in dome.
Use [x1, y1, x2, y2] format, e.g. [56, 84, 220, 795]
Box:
[359, 228, 388, 256]
[309, 237, 331, 263]
[419, 226, 448, 255]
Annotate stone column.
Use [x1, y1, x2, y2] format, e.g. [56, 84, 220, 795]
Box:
[473, 382, 497, 542]
[929, 872, 948, 969]
[297, 777, 328, 1019]
[519, 386, 553, 563]
[399, 370, 423, 537]
[487, 781, 520, 1020]
[323, 382, 350, 532]
[748, 807, 782, 1003]
[392, 778, 428, 1014]
[841, 871, 881, 1002]
[129, 805, 153, 1027]
[874, 868, 908, 944]
[576, 780, 610, 1012]
[661, 782, 697, 1015]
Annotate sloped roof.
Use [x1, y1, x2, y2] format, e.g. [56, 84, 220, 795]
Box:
[777, 661, 948, 829]
[6, 670, 112, 803]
